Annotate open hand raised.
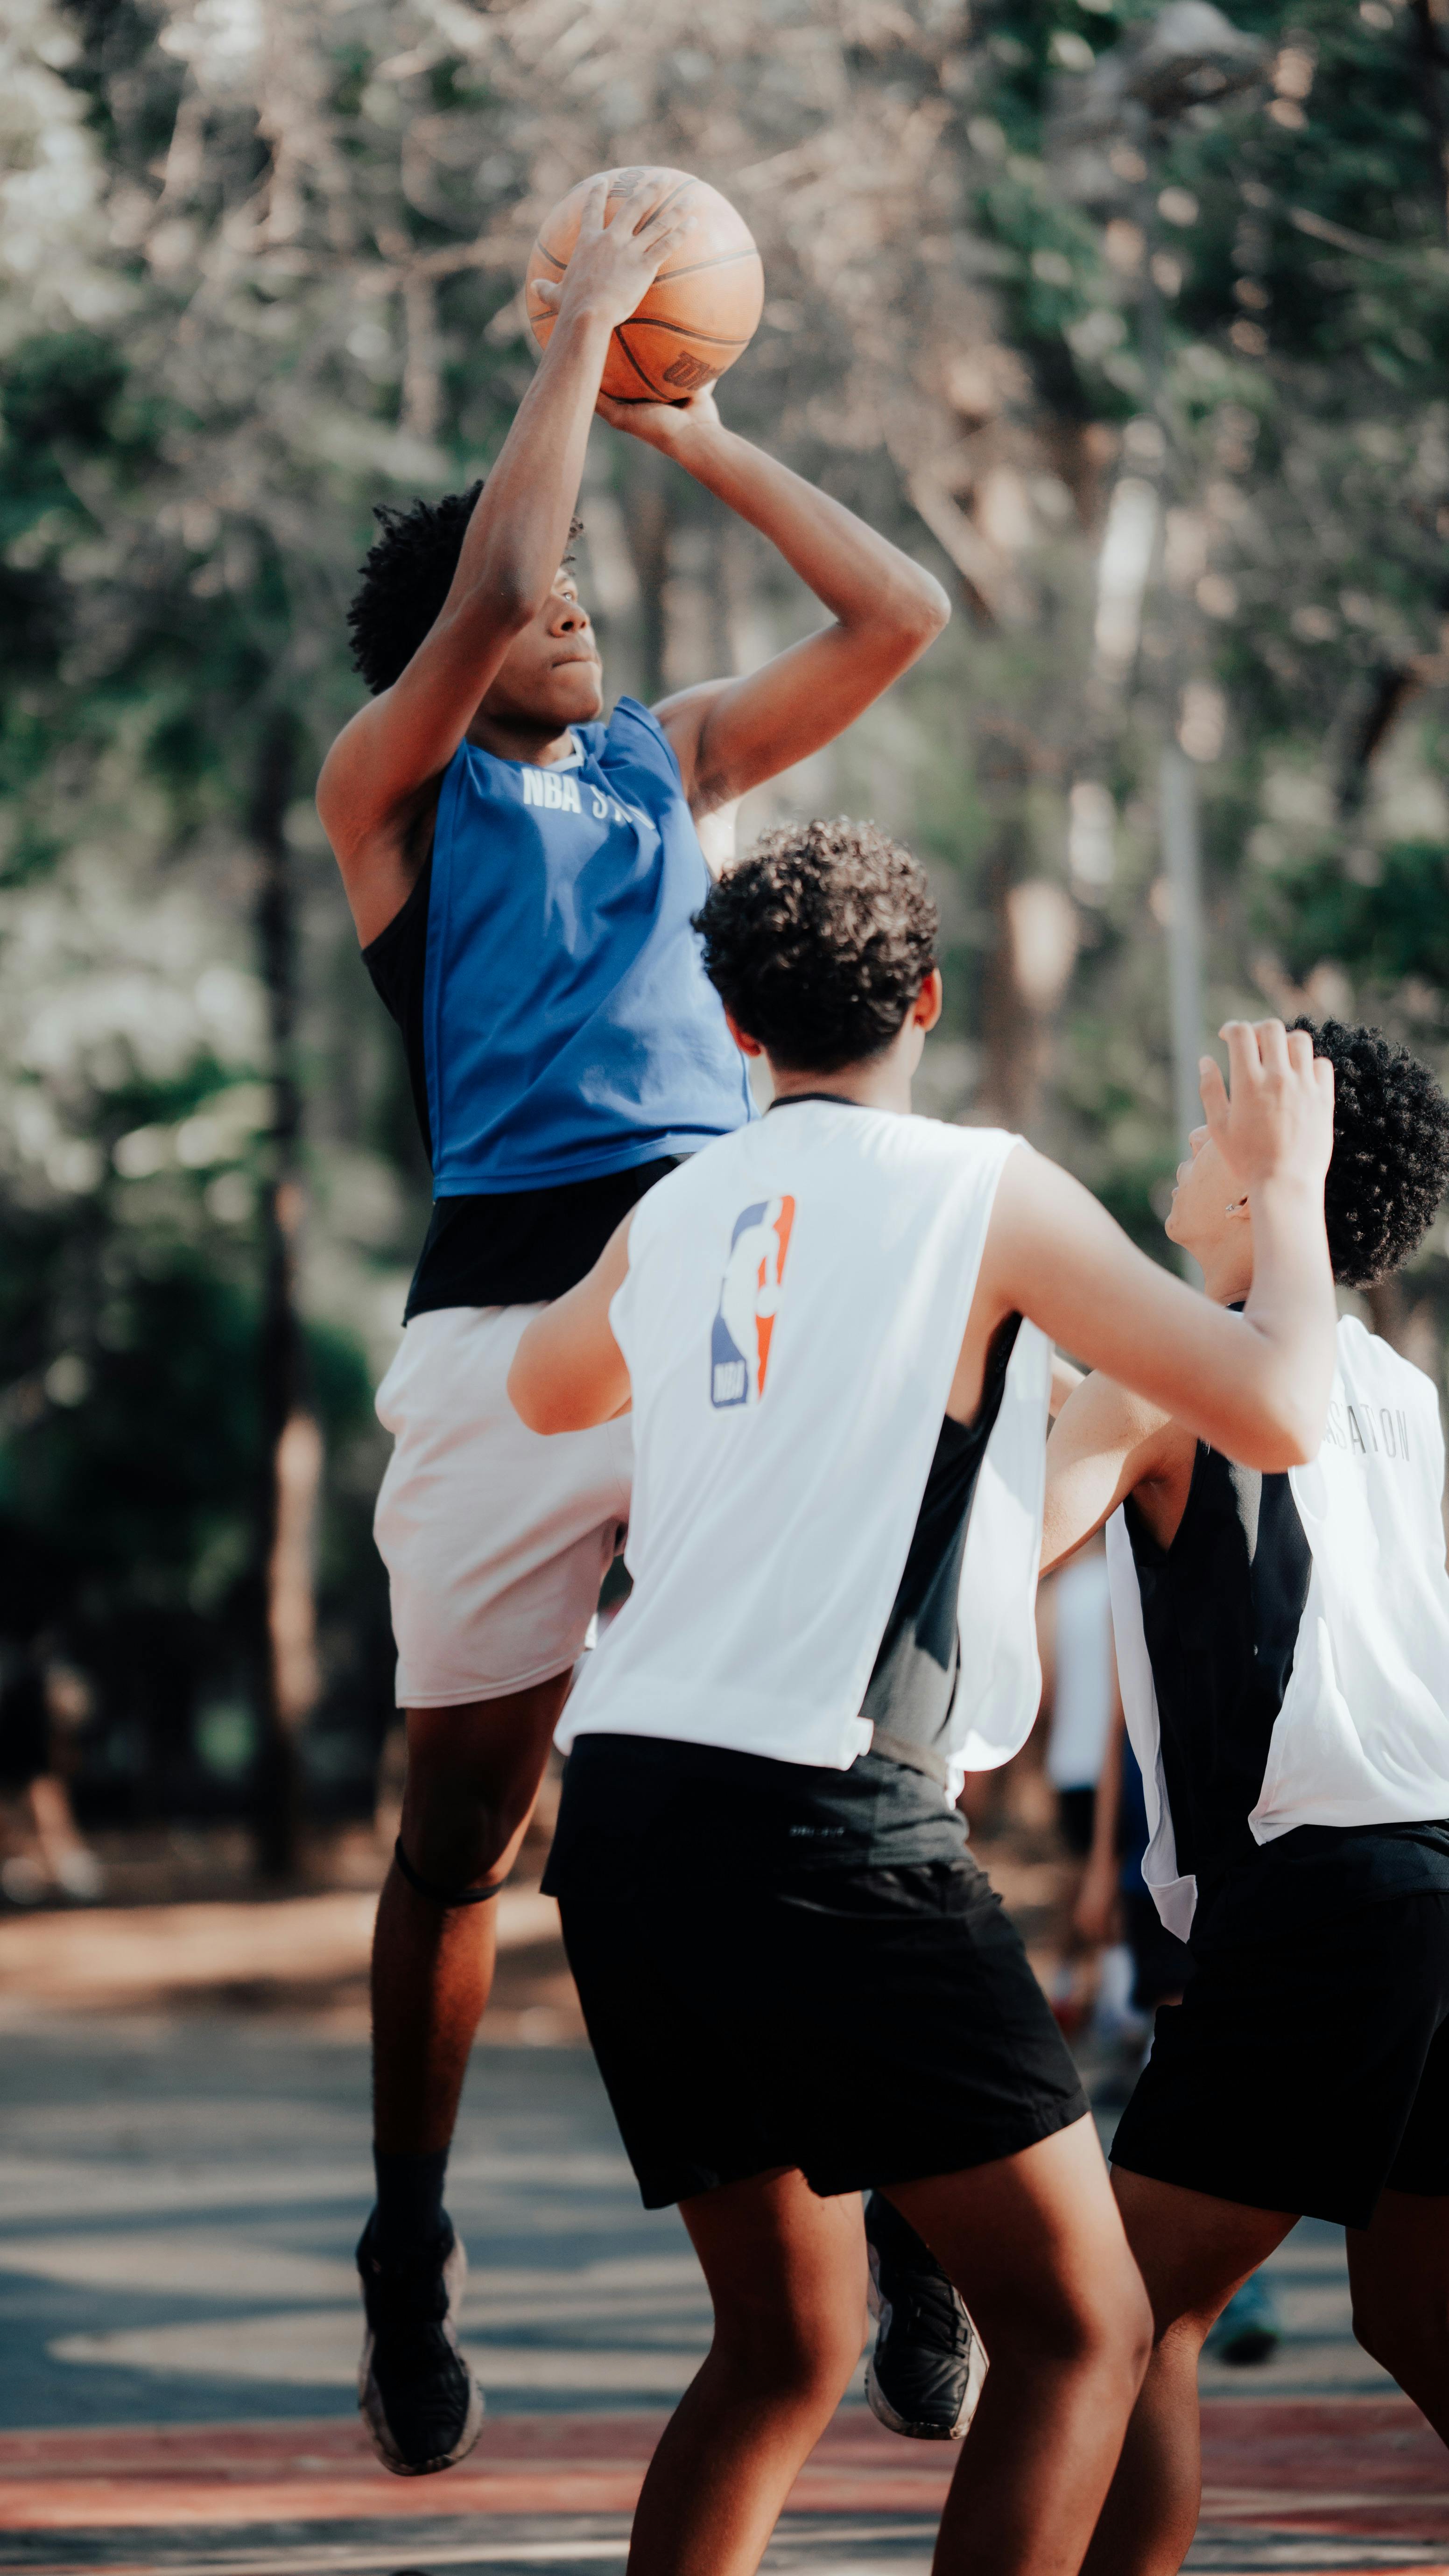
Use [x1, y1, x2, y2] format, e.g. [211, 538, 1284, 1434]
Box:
[1200, 1019, 1335, 1200]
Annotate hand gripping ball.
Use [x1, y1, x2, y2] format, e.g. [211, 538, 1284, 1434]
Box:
[526, 167, 765, 402]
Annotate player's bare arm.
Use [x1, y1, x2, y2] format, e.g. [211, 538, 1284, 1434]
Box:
[317, 176, 687, 945]
[598, 388, 950, 822]
[509, 1213, 634, 1433]
[957, 1021, 1336, 1472]
[1040, 1373, 1196, 1574]
[1049, 1353, 1086, 1418]
[513, 1020, 1336, 1457]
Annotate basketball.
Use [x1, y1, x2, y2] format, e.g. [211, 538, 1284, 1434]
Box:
[525, 167, 764, 403]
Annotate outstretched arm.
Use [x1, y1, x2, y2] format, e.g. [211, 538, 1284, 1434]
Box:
[318, 179, 689, 943]
[1041, 1374, 1186, 1573]
[970, 1022, 1337, 1474]
[598, 392, 949, 821]
[508, 1214, 634, 1433]
[1050, 1353, 1086, 1418]
[515, 1024, 1337, 1467]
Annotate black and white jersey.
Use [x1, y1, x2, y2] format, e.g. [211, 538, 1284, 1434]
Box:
[1110, 1316, 1449, 1937]
[559, 1100, 1051, 1796]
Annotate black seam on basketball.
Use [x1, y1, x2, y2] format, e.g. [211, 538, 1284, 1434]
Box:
[532, 242, 568, 274]
[611, 327, 662, 396]
[648, 249, 761, 281]
[624, 320, 750, 350]
[634, 175, 695, 228]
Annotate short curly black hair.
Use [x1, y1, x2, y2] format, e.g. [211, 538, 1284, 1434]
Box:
[346, 490, 583, 695]
[1292, 1018, 1449, 1285]
[692, 819, 939, 1074]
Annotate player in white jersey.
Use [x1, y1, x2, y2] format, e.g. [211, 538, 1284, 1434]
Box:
[1037, 1020, 1449, 2576]
[507, 819, 1337, 2576]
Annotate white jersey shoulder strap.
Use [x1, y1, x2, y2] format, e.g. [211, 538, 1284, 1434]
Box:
[1259, 1317, 1449, 1838]
[947, 1320, 1052, 1788]
[1105, 1504, 1199, 1937]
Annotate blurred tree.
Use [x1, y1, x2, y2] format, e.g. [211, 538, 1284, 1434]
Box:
[4, 0, 1449, 1886]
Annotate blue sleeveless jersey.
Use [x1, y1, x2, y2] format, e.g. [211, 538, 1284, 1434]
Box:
[423, 698, 753, 1193]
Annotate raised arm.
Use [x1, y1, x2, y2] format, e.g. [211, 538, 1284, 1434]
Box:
[1050, 1353, 1086, 1418]
[596, 392, 950, 822]
[508, 1213, 634, 1433]
[1041, 1373, 1186, 1574]
[969, 1022, 1336, 1473]
[317, 178, 689, 942]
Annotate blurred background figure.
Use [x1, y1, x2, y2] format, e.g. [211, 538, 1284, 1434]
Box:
[1039, 1534, 1133, 2042]
[0, 1640, 102, 1907]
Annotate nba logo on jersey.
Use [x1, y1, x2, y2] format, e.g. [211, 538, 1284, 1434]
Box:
[710, 1197, 795, 1409]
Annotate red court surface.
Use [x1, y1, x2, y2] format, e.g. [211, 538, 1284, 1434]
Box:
[1, 2396, 1446, 2569]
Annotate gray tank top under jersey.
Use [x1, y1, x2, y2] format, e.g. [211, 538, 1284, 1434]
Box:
[864, 1316, 1022, 1788]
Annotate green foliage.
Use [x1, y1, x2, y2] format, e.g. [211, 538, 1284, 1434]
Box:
[6, 0, 1449, 1821]
[1275, 841, 1449, 990]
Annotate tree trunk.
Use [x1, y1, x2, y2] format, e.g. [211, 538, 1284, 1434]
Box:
[1410, 0, 1449, 241]
[250, 712, 320, 1881]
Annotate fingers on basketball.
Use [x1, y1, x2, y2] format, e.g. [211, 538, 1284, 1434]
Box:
[526, 165, 765, 405]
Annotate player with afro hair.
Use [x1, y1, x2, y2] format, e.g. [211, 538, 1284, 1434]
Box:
[1293, 1017, 1449, 1287]
[346, 492, 582, 699]
[314, 173, 951, 2481]
[692, 817, 939, 1073]
[508, 805, 1347, 2576]
[919, 1029, 1449, 2572]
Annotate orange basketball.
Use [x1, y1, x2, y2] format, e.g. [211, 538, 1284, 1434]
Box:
[525, 167, 764, 403]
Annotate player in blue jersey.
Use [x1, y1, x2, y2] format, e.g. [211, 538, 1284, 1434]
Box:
[315, 174, 950, 2476]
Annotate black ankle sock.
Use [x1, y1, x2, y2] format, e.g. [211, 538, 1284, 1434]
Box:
[373, 2147, 450, 2260]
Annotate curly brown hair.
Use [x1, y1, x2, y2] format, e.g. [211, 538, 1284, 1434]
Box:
[692, 818, 939, 1073]
[1289, 1018, 1449, 1286]
[346, 491, 583, 695]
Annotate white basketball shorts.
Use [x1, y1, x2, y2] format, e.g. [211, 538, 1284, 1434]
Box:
[373, 1305, 632, 1710]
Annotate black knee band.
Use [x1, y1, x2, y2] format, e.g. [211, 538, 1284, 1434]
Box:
[394, 1836, 504, 1908]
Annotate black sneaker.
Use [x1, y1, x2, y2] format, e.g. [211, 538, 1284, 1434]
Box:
[356, 2213, 485, 2476]
[864, 2191, 987, 2441]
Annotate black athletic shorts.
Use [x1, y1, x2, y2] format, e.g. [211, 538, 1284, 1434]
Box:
[544, 1734, 1088, 2210]
[1111, 1872, 1449, 2232]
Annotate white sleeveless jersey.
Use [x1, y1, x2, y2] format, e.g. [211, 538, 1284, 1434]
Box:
[558, 1101, 1051, 1782]
[1109, 1314, 1449, 1938]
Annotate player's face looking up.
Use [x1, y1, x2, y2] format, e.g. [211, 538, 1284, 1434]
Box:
[468, 569, 603, 742]
[1165, 1122, 1249, 1273]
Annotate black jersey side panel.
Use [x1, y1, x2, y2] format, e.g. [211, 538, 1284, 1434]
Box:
[860, 1315, 1023, 1773]
[1126, 1448, 1312, 1883]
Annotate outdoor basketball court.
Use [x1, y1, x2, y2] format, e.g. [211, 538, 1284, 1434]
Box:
[0, 2008, 1442, 2576]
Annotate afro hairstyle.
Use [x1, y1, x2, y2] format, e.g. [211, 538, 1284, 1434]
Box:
[1292, 1017, 1449, 1286]
[346, 490, 583, 695]
[692, 818, 939, 1074]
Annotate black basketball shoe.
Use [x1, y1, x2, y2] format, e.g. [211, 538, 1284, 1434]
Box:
[864, 2190, 987, 2441]
[356, 2213, 485, 2475]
